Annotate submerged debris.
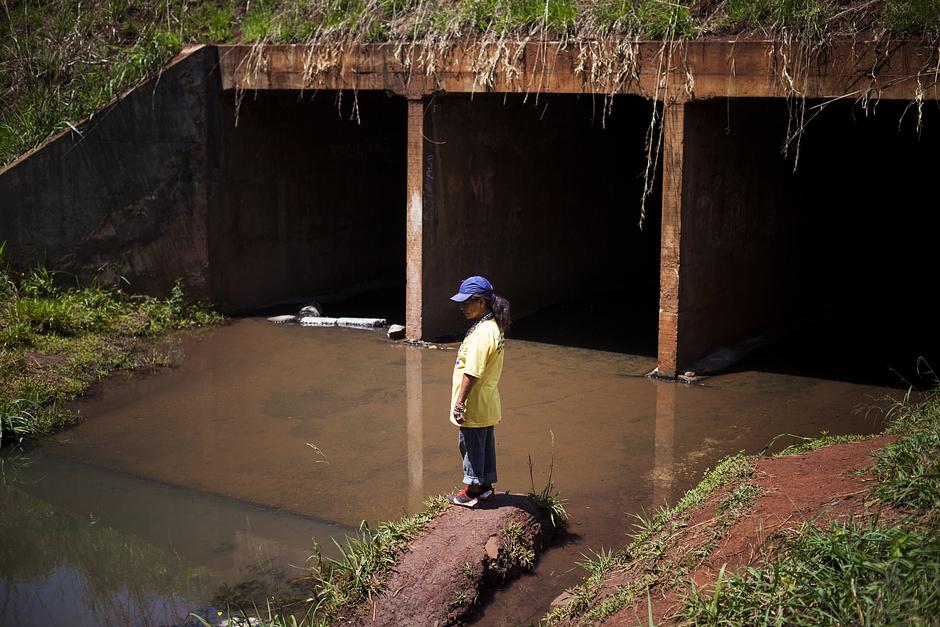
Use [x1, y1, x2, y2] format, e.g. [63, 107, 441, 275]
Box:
[267, 303, 386, 329]
[266, 314, 296, 324]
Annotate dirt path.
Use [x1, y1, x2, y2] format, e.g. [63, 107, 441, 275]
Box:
[341, 494, 559, 626]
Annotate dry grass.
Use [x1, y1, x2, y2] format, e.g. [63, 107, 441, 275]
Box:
[3, 1, 940, 226]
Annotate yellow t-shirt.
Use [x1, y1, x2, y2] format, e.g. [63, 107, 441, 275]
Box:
[450, 317, 505, 427]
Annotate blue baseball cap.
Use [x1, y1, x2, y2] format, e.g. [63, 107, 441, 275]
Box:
[450, 275, 494, 302]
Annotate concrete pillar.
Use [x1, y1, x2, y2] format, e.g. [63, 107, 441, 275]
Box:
[657, 103, 685, 378]
[656, 99, 813, 377]
[405, 98, 425, 341]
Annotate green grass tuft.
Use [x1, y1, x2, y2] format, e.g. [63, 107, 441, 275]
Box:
[682, 519, 940, 625]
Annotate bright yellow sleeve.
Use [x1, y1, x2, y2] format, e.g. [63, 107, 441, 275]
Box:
[462, 324, 497, 378]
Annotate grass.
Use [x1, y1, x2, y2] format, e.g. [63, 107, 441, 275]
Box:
[499, 521, 536, 571]
[189, 494, 451, 625]
[680, 383, 940, 624]
[682, 519, 940, 624]
[0, 255, 222, 446]
[3, 1, 940, 171]
[310, 494, 450, 613]
[212, 457, 562, 624]
[542, 453, 756, 624]
[769, 431, 873, 456]
[527, 431, 569, 531]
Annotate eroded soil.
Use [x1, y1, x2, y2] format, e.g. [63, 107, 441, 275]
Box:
[341, 494, 559, 626]
[567, 437, 899, 625]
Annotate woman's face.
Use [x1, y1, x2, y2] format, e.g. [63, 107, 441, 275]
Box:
[458, 296, 486, 320]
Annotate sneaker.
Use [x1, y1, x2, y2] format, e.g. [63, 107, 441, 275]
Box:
[448, 488, 479, 508]
[478, 485, 495, 501]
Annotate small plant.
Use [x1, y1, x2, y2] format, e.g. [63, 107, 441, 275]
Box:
[462, 561, 473, 578]
[307, 494, 451, 617]
[528, 431, 568, 530]
[0, 398, 39, 446]
[576, 547, 615, 577]
[499, 521, 535, 570]
[451, 590, 466, 608]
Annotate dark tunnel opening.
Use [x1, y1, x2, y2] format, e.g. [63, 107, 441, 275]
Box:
[722, 98, 940, 386]
[208, 90, 407, 323]
[422, 93, 662, 355]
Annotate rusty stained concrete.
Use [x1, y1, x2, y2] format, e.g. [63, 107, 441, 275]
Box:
[217, 40, 940, 102]
[0, 46, 218, 300]
[3, 41, 940, 377]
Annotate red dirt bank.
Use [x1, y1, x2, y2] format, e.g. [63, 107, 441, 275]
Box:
[340, 494, 558, 626]
[575, 436, 897, 625]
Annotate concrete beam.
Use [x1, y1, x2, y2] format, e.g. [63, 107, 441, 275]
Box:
[217, 40, 940, 102]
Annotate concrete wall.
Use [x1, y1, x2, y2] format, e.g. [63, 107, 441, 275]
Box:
[672, 99, 812, 371]
[0, 47, 217, 300]
[209, 91, 406, 311]
[420, 94, 658, 339]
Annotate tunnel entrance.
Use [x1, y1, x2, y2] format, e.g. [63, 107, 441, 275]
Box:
[208, 90, 407, 322]
[690, 98, 940, 385]
[421, 93, 662, 355]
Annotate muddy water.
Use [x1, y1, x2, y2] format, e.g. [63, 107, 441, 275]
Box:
[1, 319, 892, 625]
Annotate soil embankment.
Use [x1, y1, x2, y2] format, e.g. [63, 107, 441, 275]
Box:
[560, 437, 899, 625]
[341, 494, 559, 626]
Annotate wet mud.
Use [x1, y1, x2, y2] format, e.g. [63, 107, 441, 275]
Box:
[0, 318, 896, 625]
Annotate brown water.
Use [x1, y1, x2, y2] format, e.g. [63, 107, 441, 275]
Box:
[0, 318, 893, 626]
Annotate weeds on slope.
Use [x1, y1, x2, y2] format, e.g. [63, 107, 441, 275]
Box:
[681, 382, 940, 624]
[0, 250, 221, 446]
[543, 453, 758, 624]
[683, 518, 940, 625]
[5, 1, 940, 188]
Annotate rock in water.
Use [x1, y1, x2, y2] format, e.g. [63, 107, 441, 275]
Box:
[387, 324, 406, 339]
[298, 303, 323, 318]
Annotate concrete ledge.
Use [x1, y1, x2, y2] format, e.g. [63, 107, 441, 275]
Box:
[217, 40, 940, 101]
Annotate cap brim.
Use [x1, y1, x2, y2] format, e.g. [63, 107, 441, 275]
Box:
[450, 292, 473, 302]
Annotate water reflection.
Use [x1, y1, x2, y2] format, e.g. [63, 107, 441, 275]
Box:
[0, 319, 896, 626]
[0, 451, 350, 626]
[406, 346, 425, 513]
[652, 381, 676, 508]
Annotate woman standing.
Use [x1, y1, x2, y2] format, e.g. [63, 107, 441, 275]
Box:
[447, 276, 511, 508]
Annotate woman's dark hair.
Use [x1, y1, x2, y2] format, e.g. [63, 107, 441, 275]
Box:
[482, 292, 511, 333]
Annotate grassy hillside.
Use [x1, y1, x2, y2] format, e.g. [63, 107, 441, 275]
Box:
[2, 0, 939, 167]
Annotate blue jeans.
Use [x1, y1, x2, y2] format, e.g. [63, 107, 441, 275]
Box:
[458, 426, 497, 486]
